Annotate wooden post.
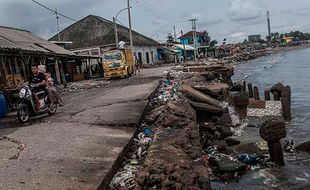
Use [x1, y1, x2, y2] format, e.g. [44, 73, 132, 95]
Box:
[242, 81, 246, 91]
[260, 119, 286, 166]
[228, 91, 249, 120]
[54, 59, 61, 84]
[222, 88, 228, 101]
[281, 86, 291, 120]
[247, 83, 253, 98]
[272, 91, 280, 101]
[254, 86, 260, 100]
[58, 58, 67, 87]
[264, 90, 271, 100]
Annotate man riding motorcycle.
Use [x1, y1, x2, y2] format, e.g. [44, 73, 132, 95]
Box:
[25, 64, 46, 110]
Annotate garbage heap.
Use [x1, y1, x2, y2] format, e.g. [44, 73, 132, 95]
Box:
[59, 79, 110, 95]
[110, 64, 243, 190]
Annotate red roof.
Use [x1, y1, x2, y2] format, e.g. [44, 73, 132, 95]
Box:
[178, 31, 206, 39]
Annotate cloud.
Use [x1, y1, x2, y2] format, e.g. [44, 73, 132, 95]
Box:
[228, 0, 263, 22]
[280, 10, 293, 15]
[230, 32, 246, 38]
[184, 13, 224, 29]
[0, 0, 110, 39]
[294, 7, 310, 16]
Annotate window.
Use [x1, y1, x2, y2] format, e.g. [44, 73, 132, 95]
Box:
[146, 52, 150, 64]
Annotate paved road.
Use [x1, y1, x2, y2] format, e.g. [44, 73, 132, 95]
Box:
[0, 66, 171, 190]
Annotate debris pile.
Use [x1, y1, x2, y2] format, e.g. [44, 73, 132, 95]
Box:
[59, 79, 110, 95]
[110, 64, 235, 189]
[109, 63, 303, 189]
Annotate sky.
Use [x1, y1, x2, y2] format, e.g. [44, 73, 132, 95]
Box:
[0, 0, 310, 43]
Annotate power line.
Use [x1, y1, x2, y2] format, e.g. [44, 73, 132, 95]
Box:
[139, 0, 171, 19]
[131, 0, 186, 23]
[132, 0, 162, 19]
[32, 0, 78, 22]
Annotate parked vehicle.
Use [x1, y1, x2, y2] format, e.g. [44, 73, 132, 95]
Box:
[101, 48, 134, 79]
[17, 84, 57, 123]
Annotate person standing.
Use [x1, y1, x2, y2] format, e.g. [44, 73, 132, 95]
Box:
[134, 55, 141, 75]
[119, 40, 125, 49]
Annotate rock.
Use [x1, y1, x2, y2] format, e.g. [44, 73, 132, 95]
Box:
[226, 137, 241, 147]
[215, 125, 233, 140]
[209, 155, 247, 173]
[145, 105, 166, 123]
[270, 82, 286, 95]
[216, 108, 232, 127]
[217, 140, 227, 151]
[208, 156, 220, 167]
[228, 91, 249, 107]
[175, 171, 196, 185]
[148, 174, 163, 185]
[215, 157, 247, 173]
[295, 141, 310, 154]
[198, 176, 211, 190]
[164, 164, 177, 175]
[260, 119, 286, 142]
[199, 122, 216, 134]
[232, 142, 268, 155]
[229, 84, 242, 92]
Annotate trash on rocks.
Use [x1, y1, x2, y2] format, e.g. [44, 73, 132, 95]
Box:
[283, 140, 295, 153]
[237, 153, 261, 165]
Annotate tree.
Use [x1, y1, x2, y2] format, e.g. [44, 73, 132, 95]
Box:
[166, 33, 174, 43]
[210, 40, 218, 47]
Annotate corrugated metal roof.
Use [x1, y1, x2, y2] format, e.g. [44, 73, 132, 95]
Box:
[49, 15, 160, 50]
[0, 26, 75, 56]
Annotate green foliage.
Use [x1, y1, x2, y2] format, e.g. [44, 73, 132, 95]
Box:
[210, 40, 218, 47]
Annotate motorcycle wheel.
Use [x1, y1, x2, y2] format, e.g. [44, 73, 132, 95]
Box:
[48, 104, 57, 115]
[17, 105, 30, 123]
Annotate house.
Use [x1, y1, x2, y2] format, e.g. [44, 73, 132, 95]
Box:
[49, 15, 161, 66]
[248, 35, 261, 43]
[178, 31, 210, 58]
[282, 36, 294, 44]
[0, 26, 91, 89]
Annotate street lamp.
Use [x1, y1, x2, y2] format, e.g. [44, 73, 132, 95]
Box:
[113, 7, 132, 47]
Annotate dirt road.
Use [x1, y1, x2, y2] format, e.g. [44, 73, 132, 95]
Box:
[0, 66, 171, 190]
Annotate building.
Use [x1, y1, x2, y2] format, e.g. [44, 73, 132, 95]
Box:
[49, 15, 160, 65]
[178, 31, 210, 58]
[0, 26, 90, 89]
[248, 35, 262, 43]
[282, 36, 294, 44]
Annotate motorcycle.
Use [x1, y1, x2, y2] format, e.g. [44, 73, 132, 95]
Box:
[17, 84, 57, 123]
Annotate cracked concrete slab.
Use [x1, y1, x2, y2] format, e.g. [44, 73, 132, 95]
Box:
[69, 101, 148, 126]
[0, 66, 171, 190]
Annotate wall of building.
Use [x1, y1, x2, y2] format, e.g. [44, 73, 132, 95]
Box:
[72, 44, 159, 69]
[132, 45, 158, 65]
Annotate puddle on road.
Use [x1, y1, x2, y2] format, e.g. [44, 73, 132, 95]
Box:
[0, 115, 23, 129]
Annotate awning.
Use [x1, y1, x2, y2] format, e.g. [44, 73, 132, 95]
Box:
[173, 44, 195, 51]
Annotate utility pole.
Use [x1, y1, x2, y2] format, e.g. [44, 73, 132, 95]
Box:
[181, 30, 187, 63]
[127, 0, 133, 50]
[173, 25, 177, 41]
[113, 17, 119, 47]
[267, 11, 271, 44]
[189, 18, 198, 61]
[114, 7, 131, 48]
[54, 8, 61, 41]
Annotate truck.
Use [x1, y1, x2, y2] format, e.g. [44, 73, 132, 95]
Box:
[101, 48, 134, 79]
